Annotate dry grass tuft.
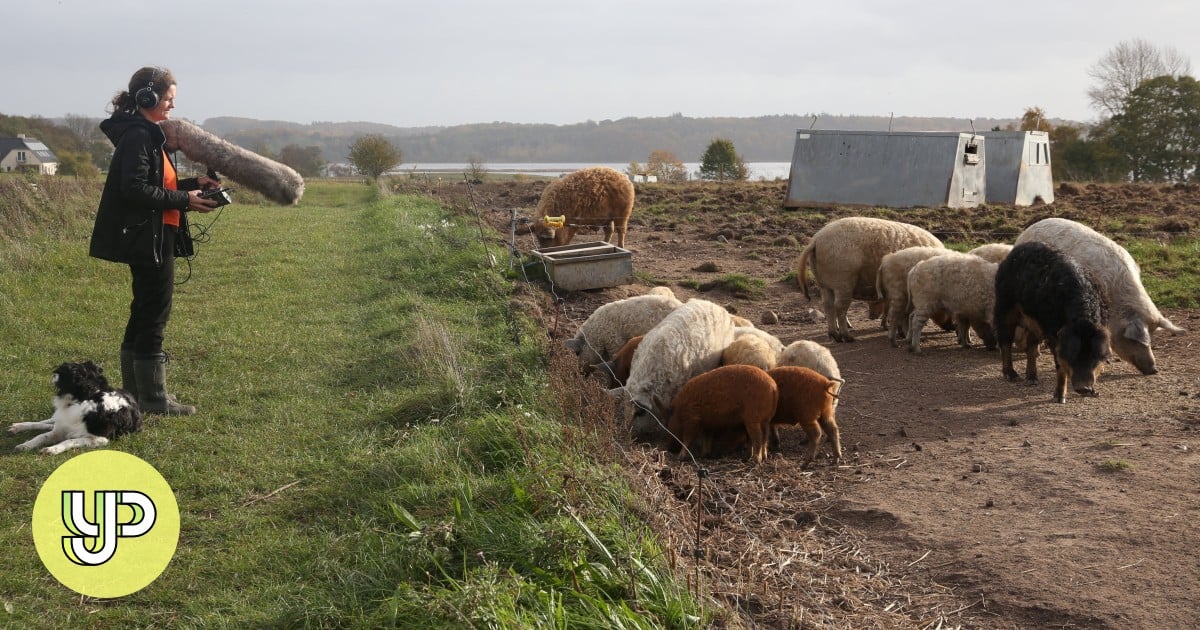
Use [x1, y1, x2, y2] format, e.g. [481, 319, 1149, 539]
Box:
[614, 446, 981, 628]
[0, 176, 99, 243]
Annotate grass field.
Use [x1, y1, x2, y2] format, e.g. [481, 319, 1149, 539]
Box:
[0, 179, 699, 628]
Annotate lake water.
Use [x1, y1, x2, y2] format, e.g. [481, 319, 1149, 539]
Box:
[394, 162, 793, 181]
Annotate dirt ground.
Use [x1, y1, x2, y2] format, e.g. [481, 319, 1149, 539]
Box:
[434, 179, 1200, 628]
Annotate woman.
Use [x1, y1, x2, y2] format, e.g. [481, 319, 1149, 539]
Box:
[90, 66, 219, 415]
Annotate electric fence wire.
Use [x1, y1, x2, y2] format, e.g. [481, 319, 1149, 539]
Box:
[460, 190, 980, 625]
[487, 198, 813, 598]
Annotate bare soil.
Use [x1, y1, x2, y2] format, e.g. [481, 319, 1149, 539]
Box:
[435, 179, 1200, 628]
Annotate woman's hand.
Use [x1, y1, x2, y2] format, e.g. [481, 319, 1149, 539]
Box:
[187, 190, 219, 213]
[198, 174, 221, 190]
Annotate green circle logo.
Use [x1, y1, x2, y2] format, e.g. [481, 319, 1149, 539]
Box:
[31, 450, 180, 598]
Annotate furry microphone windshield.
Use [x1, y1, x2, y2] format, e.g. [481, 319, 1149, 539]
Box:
[160, 119, 305, 205]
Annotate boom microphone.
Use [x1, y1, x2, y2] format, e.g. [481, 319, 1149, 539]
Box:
[160, 119, 304, 205]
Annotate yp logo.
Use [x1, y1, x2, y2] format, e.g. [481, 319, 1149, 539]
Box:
[61, 490, 157, 566]
[32, 451, 179, 598]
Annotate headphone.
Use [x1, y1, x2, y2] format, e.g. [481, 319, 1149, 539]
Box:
[134, 71, 162, 109]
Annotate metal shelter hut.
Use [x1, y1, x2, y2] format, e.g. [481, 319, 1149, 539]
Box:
[784, 130, 986, 209]
[981, 131, 1054, 205]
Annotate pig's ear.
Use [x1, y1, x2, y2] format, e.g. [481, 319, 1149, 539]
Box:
[564, 338, 584, 354]
[1123, 319, 1151, 347]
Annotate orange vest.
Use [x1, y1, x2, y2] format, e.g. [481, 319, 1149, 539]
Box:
[162, 151, 180, 227]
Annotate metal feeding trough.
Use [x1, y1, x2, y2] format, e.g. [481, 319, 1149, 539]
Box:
[528, 242, 633, 291]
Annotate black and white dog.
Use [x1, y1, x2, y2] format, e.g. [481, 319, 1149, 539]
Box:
[8, 361, 142, 455]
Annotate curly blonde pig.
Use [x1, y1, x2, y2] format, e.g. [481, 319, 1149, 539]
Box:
[906, 252, 999, 353]
[797, 217, 943, 342]
[875, 246, 952, 347]
[777, 340, 843, 407]
[620, 299, 738, 439]
[564, 292, 682, 371]
[721, 333, 779, 371]
[967, 243, 1013, 263]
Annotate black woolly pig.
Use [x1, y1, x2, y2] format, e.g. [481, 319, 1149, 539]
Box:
[994, 241, 1111, 403]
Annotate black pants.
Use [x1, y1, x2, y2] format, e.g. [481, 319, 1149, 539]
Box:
[122, 226, 176, 358]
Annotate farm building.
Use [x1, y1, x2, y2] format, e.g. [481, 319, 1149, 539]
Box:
[784, 130, 986, 209]
[981, 131, 1054, 205]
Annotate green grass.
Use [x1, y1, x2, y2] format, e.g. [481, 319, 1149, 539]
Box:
[0, 180, 700, 627]
[1125, 237, 1200, 308]
[1095, 460, 1133, 473]
[676, 273, 766, 299]
[703, 273, 766, 299]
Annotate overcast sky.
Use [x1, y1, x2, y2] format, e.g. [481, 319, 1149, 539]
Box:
[6, 0, 1198, 128]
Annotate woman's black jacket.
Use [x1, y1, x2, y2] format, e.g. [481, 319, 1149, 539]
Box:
[90, 112, 198, 266]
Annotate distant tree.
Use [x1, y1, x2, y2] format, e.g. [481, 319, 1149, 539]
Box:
[625, 161, 644, 178]
[1088, 38, 1193, 117]
[1107, 74, 1200, 182]
[465, 154, 487, 182]
[698, 138, 748, 181]
[1019, 107, 1053, 132]
[1048, 124, 1083, 180]
[56, 151, 100, 177]
[253, 144, 279, 161]
[0, 113, 96, 161]
[347, 134, 402, 180]
[1047, 124, 1121, 182]
[61, 114, 98, 143]
[279, 144, 325, 178]
[646, 150, 688, 183]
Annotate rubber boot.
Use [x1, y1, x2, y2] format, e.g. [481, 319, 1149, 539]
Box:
[120, 345, 138, 399]
[134, 354, 196, 415]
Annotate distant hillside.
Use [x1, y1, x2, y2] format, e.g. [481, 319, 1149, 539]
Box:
[203, 117, 441, 138]
[202, 114, 1050, 164]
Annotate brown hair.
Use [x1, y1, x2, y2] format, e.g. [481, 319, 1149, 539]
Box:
[108, 66, 176, 114]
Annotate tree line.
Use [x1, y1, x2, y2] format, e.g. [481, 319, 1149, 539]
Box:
[216, 113, 1020, 166]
